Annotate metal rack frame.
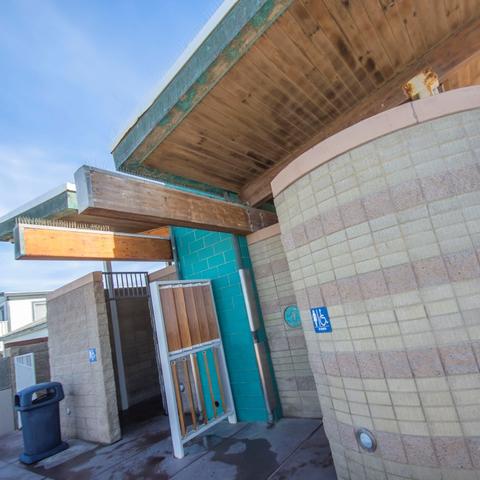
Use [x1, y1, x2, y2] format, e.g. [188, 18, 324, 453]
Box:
[149, 279, 237, 459]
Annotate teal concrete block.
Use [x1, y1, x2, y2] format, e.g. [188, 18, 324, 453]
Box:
[172, 226, 270, 422]
[189, 238, 205, 253]
[214, 238, 233, 254]
[207, 253, 225, 269]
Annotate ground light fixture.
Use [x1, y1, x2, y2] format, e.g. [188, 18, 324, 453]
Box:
[355, 428, 377, 452]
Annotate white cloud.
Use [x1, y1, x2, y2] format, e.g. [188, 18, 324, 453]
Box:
[0, 145, 75, 217]
[0, 243, 100, 292]
[0, 0, 215, 291]
[0, 242, 166, 292]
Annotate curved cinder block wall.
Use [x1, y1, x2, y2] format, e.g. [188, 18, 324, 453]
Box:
[247, 224, 322, 418]
[272, 87, 480, 480]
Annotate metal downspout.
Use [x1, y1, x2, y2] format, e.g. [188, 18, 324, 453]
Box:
[232, 235, 275, 424]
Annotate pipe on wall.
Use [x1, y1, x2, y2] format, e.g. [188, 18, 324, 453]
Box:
[232, 235, 276, 424]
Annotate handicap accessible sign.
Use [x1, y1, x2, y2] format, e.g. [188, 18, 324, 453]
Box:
[311, 306, 332, 333]
[88, 348, 97, 363]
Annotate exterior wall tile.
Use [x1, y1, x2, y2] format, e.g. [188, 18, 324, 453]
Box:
[248, 231, 321, 418]
[274, 108, 480, 479]
[439, 344, 479, 375]
[407, 348, 444, 378]
[402, 435, 439, 468]
[175, 228, 269, 422]
[380, 351, 412, 379]
[47, 273, 120, 444]
[433, 437, 472, 469]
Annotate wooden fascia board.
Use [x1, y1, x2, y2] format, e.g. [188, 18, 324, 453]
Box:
[112, 0, 292, 178]
[240, 15, 480, 206]
[14, 223, 173, 261]
[75, 166, 277, 234]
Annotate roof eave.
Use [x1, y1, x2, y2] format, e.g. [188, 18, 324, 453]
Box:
[112, 0, 293, 178]
[0, 184, 77, 242]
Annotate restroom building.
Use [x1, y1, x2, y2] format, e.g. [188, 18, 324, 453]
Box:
[1, 1, 480, 478]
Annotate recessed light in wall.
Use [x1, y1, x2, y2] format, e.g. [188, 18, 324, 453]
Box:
[355, 428, 377, 452]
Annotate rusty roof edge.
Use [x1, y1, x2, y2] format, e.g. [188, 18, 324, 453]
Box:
[112, 0, 293, 174]
[111, 0, 239, 150]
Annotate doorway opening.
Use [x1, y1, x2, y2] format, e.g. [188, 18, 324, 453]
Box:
[103, 272, 166, 433]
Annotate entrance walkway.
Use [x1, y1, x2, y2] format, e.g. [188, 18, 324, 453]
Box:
[0, 415, 336, 479]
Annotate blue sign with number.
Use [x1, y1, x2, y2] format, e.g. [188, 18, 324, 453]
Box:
[284, 305, 301, 328]
[88, 348, 97, 363]
[310, 306, 332, 333]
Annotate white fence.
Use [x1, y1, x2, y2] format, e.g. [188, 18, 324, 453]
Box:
[0, 358, 14, 436]
[14, 353, 36, 428]
[0, 322, 9, 336]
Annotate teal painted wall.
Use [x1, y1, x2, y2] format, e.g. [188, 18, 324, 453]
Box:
[172, 227, 270, 422]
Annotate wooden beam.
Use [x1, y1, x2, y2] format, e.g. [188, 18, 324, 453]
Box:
[240, 15, 480, 206]
[14, 224, 172, 261]
[74, 166, 277, 235]
[141, 226, 171, 237]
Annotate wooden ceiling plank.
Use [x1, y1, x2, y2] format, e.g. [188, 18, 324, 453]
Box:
[464, 0, 480, 19]
[75, 166, 278, 234]
[14, 224, 173, 261]
[172, 118, 279, 170]
[262, 21, 347, 114]
[221, 60, 321, 137]
[280, 9, 360, 108]
[289, 2, 368, 100]
[164, 140, 264, 178]
[214, 79, 314, 145]
[413, 0, 449, 48]
[254, 36, 339, 120]
[360, 0, 411, 69]
[300, 0, 376, 93]
[209, 84, 311, 151]
[247, 43, 334, 127]
[443, 0, 463, 31]
[145, 155, 243, 192]
[195, 107, 290, 164]
[322, 0, 395, 85]
[275, 21, 351, 113]
[443, 52, 480, 90]
[170, 112, 284, 169]
[161, 140, 259, 179]
[195, 89, 297, 155]
[396, 0, 429, 55]
[240, 14, 480, 206]
[380, 1, 417, 64]
[344, 0, 398, 78]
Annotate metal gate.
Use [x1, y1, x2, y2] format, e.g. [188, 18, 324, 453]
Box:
[102, 270, 167, 412]
[14, 353, 36, 428]
[149, 280, 236, 459]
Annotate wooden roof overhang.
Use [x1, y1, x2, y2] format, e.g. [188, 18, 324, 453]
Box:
[0, 166, 277, 245]
[0, 183, 163, 242]
[112, 0, 480, 207]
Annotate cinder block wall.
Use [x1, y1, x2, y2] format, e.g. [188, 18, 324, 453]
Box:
[274, 106, 480, 479]
[248, 225, 321, 418]
[47, 272, 120, 444]
[108, 297, 161, 406]
[173, 227, 274, 421]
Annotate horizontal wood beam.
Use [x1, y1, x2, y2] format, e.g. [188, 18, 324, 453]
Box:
[14, 224, 172, 261]
[74, 166, 277, 235]
[240, 15, 480, 206]
[141, 226, 171, 237]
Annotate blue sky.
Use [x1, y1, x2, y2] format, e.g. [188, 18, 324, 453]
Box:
[0, 0, 223, 292]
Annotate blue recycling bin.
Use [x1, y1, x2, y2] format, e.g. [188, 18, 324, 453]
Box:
[15, 382, 69, 464]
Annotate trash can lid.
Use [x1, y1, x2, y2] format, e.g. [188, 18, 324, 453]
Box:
[16, 382, 64, 408]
